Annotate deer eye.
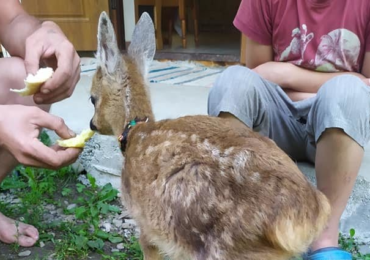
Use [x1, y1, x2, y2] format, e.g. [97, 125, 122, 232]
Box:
[90, 96, 96, 105]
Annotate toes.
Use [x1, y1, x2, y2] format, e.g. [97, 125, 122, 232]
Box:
[21, 225, 39, 241]
[0, 214, 39, 247]
[17, 223, 39, 247]
[17, 235, 38, 247]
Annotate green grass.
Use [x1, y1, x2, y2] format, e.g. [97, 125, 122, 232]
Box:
[0, 132, 143, 260]
[293, 228, 370, 259]
[338, 229, 370, 260]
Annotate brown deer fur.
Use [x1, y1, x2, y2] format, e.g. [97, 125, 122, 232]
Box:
[89, 11, 331, 260]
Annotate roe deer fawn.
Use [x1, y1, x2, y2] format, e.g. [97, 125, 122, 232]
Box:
[89, 11, 331, 260]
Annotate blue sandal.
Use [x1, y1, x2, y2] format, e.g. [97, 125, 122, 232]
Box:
[303, 247, 352, 260]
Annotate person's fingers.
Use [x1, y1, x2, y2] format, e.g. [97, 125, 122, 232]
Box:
[24, 139, 80, 169]
[31, 108, 75, 139]
[15, 151, 51, 169]
[34, 66, 80, 104]
[50, 145, 82, 165]
[40, 41, 75, 94]
[24, 38, 44, 75]
[16, 141, 81, 169]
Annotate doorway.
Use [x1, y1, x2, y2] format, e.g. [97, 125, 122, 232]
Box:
[133, 0, 242, 63]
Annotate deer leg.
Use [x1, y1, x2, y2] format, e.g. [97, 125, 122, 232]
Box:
[140, 232, 163, 260]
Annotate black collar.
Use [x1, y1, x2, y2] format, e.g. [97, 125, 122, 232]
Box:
[118, 117, 149, 152]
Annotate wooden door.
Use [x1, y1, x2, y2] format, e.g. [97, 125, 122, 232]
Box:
[21, 0, 110, 51]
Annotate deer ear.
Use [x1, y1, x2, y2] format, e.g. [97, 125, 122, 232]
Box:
[128, 12, 156, 77]
[96, 11, 122, 75]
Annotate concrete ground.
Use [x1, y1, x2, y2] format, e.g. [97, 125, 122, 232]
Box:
[47, 69, 370, 249]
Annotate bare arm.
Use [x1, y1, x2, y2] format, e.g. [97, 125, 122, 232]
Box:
[243, 35, 274, 68]
[254, 62, 366, 93]
[0, 0, 42, 58]
[0, 0, 81, 104]
[243, 35, 367, 101]
[361, 52, 370, 79]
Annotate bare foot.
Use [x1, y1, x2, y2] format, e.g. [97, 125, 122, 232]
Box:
[0, 212, 39, 247]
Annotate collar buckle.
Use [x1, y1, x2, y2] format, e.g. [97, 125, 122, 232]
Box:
[119, 117, 148, 152]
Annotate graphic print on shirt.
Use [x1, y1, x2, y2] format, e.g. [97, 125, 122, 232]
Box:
[279, 24, 314, 66]
[315, 29, 361, 72]
[278, 25, 361, 72]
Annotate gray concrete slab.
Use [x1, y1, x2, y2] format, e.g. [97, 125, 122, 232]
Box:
[47, 73, 370, 246]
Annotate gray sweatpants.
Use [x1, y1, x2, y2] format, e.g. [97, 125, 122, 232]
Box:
[207, 65, 370, 163]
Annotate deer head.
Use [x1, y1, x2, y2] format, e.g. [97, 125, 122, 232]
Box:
[89, 11, 156, 136]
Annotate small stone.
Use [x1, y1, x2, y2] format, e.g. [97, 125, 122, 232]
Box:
[113, 219, 123, 228]
[18, 250, 31, 257]
[121, 223, 132, 229]
[40, 241, 45, 248]
[117, 243, 125, 250]
[65, 215, 75, 222]
[101, 222, 111, 232]
[118, 211, 130, 219]
[77, 174, 90, 186]
[67, 204, 76, 210]
[88, 225, 95, 233]
[45, 204, 56, 211]
[125, 219, 137, 225]
[42, 214, 54, 222]
[56, 208, 63, 215]
[111, 249, 119, 253]
[11, 198, 21, 204]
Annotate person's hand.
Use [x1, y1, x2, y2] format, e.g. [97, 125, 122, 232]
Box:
[0, 105, 81, 169]
[24, 21, 81, 104]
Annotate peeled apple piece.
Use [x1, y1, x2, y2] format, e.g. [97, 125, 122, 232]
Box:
[10, 67, 54, 96]
[57, 129, 95, 148]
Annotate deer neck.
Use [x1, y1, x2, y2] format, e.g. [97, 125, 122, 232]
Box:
[116, 79, 154, 152]
[124, 58, 154, 123]
[126, 85, 153, 122]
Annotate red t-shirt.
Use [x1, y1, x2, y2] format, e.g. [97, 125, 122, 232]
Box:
[234, 0, 370, 73]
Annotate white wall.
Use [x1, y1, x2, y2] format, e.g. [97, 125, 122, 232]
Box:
[123, 0, 135, 42]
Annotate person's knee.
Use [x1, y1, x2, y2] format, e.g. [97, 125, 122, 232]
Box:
[0, 57, 27, 86]
[0, 57, 27, 104]
[208, 65, 262, 114]
[210, 65, 261, 95]
[0, 57, 50, 111]
[317, 75, 369, 113]
[309, 75, 370, 146]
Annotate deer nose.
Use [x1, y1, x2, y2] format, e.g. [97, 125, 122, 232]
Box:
[90, 119, 97, 131]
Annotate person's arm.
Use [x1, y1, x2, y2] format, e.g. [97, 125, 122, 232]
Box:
[243, 35, 368, 102]
[253, 61, 366, 93]
[0, 0, 41, 58]
[243, 35, 368, 101]
[0, 0, 80, 104]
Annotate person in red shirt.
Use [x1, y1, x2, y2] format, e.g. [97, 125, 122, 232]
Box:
[208, 0, 370, 259]
[0, 0, 81, 247]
